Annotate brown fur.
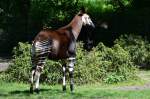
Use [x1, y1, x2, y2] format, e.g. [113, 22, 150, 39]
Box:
[33, 15, 83, 59]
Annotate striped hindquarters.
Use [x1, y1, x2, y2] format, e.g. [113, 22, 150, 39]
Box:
[31, 40, 51, 69]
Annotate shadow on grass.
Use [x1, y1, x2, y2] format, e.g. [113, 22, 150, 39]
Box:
[0, 91, 91, 99]
[0, 88, 110, 98]
[8, 89, 90, 98]
[0, 93, 9, 97]
[71, 91, 109, 99]
[9, 88, 63, 95]
[0, 88, 62, 97]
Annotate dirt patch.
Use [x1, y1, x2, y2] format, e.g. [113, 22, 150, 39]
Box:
[0, 63, 10, 71]
[115, 71, 150, 91]
[115, 82, 150, 90]
[0, 57, 11, 71]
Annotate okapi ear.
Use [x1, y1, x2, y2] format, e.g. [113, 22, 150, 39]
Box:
[80, 6, 86, 13]
[78, 6, 86, 16]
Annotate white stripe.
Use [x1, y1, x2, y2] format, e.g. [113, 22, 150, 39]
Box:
[35, 71, 40, 89]
[63, 76, 66, 86]
[69, 68, 73, 72]
[63, 67, 66, 72]
[68, 57, 75, 60]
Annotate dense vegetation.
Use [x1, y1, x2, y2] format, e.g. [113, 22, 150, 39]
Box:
[2, 34, 147, 84]
[0, 0, 150, 54]
[115, 35, 150, 68]
[0, 0, 150, 86]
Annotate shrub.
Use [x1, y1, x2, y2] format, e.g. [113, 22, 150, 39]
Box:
[3, 42, 31, 82]
[1, 41, 137, 84]
[74, 42, 102, 84]
[96, 43, 137, 83]
[115, 34, 150, 68]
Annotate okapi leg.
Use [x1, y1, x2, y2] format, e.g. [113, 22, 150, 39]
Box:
[62, 63, 67, 91]
[30, 69, 35, 93]
[68, 57, 75, 92]
[30, 40, 50, 93]
[30, 47, 36, 93]
[33, 55, 46, 94]
[34, 66, 43, 94]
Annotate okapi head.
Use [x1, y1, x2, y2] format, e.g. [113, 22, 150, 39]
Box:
[78, 7, 95, 50]
[78, 7, 95, 28]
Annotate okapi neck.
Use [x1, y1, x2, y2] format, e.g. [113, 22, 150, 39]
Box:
[70, 16, 83, 40]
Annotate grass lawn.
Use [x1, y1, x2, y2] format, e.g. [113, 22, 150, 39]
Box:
[0, 70, 150, 99]
[0, 79, 150, 99]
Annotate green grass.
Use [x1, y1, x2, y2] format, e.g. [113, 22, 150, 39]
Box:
[0, 80, 150, 99]
[0, 70, 150, 99]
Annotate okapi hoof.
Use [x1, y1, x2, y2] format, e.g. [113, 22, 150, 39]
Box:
[35, 88, 40, 94]
[62, 86, 66, 91]
[30, 87, 34, 94]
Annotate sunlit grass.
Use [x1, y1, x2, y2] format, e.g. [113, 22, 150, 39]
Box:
[0, 77, 150, 99]
[1, 70, 150, 99]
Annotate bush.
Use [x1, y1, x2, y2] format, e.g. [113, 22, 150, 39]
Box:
[96, 43, 137, 83]
[1, 41, 137, 84]
[3, 42, 31, 82]
[115, 34, 150, 68]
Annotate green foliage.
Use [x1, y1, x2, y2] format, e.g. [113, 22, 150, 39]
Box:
[96, 43, 137, 83]
[80, 0, 132, 12]
[75, 43, 136, 84]
[115, 34, 150, 68]
[30, 0, 79, 28]
[1, 41, 137, 84]
[3, 42, 31, 82]
[1, 0, 150, 55]
[42, 60, 62, 85]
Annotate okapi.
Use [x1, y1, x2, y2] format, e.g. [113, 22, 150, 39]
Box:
[30, 8, 95, 93]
